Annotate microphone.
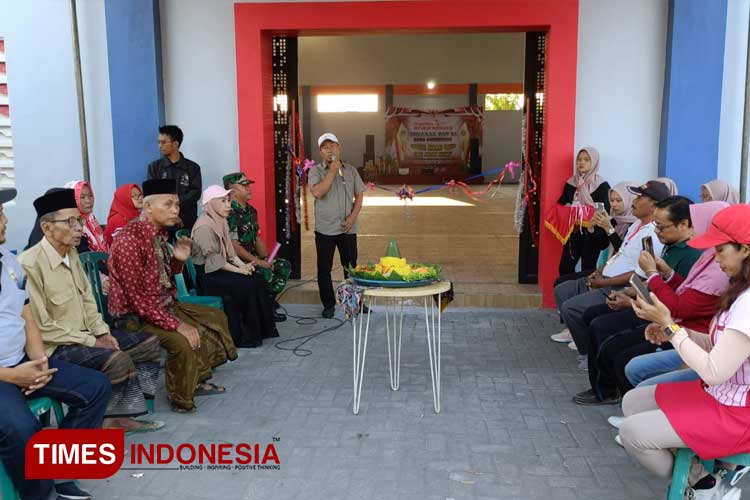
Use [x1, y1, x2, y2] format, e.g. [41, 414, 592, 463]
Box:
[331, 155, 343, 177]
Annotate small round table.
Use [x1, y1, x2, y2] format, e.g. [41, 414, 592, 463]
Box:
[351, 281, 451, 415]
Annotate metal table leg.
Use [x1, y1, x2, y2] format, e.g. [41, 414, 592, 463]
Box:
[424, 293, 442, 413]
[384, 298, 404, 391]
[352, 296, 374, 415]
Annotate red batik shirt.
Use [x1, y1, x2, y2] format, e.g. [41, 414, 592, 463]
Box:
[107, 219, 184, 331]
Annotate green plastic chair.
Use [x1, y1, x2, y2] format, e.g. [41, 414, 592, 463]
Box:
[78, 251, 110, 323]
[0, 397, 66, 499]
[668, 448, 750, 499]
[167, 239, 223, 311]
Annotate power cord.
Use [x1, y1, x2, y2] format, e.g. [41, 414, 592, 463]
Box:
[272, 278, 349, 356]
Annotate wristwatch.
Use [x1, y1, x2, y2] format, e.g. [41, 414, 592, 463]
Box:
[606, 227, 616, 236]
[663, 323, 681, 338]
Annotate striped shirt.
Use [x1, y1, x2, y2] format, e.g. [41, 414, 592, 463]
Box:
[706, 290, 750, 406]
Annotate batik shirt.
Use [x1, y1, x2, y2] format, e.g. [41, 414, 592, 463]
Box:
[107, 219, 184, 331]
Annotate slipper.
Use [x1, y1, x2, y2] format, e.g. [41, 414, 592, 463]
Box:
[124, 419, 166, 435]
[170, 402, 197, 413]
[195, 382, 227, 397]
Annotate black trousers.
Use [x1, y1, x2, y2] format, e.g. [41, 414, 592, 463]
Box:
[315, 232, 358, 309]
[196, 266, 275, 348]
[584, 305, 648, 398]
[558, 230, 602, 276]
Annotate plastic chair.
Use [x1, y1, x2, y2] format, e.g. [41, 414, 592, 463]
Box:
[0, 397, 66, 499]
[78, 251, 110, 323]
[174, 273, 223, 310]
[668, 448, 750, 499]
[167, 242, 223, 311]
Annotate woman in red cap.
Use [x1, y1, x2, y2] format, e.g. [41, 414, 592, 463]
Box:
[622, 203, 750, 498]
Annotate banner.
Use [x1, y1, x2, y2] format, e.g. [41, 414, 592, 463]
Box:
[384, 106, 483, 177]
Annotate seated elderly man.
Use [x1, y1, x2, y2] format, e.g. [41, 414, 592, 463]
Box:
[552, 181, 671, 367]
[0, 187, 111, 500]
[107, 179, 237, 413]
[20, 188, 162, 433]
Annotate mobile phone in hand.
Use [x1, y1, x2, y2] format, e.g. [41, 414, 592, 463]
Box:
[593, 202, 605, 212]
[629, 274, 654, 305]
[642, 236, 655, 258]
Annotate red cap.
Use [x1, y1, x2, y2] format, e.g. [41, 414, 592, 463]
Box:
[689, 204, 750, 249]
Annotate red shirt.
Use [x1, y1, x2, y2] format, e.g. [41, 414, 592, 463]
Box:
[107, 219, 184, 331]
[647, 272, 719, 333]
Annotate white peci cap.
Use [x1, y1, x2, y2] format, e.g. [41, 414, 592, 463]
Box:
[317, 133, 339, 148]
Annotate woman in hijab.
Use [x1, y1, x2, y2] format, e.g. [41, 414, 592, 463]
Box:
[105, 183, 143, 245]
[191, 185, 277, 348]
[64, 180, 108, 254]
[26, 187, 66, 249]
[556, 146, 612, 276]
[591, 181, 638, 254]
[655, 177, 679, 196]
[700, 179, 740, 205]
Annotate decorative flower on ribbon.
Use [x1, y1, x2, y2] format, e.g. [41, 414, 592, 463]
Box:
[397, 185, 415, 201]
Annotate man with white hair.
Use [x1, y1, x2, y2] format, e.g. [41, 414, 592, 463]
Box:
[308, 133, 367, 318]
[107, 179, 237, 413]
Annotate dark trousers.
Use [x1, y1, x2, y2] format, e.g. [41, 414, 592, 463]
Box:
[315, 232, 357, 309]
[558, 230, 602, 276]
[583, 306, 648, 398]
[0, 356, 110, 500]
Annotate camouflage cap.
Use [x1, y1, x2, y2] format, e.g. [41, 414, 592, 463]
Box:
[222, 172, 254, 189]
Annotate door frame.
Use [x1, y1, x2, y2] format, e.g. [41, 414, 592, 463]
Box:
[234, 0, 579, 306]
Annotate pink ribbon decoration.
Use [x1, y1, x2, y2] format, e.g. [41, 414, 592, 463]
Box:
[366, 182, 377, 192]
[397, 185, 415, 201]
[302, 159, 315, 173]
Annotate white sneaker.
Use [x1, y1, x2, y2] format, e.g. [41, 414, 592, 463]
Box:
[568, 340, 578, 351]
[551, 329, 573, 343]
[607, 416, 624, 429]
[721, 486, 741, 500]
[685, 475, 726, 500]
[614, 434, 623, 447]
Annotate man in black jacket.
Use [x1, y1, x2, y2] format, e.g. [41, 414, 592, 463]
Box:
[147, 125, 202, 230]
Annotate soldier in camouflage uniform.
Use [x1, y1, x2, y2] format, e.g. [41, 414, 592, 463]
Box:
[223, 173, 290, 322]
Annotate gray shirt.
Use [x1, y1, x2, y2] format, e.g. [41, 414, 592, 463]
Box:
[308, 161, 366, 235]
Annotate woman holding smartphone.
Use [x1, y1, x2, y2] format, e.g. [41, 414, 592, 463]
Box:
[623, 203, 750, 498]
[555, 147, 612, 276]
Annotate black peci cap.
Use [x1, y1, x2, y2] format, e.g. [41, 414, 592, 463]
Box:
[142, 179, 178, 197]
[33, 189, 77, 217]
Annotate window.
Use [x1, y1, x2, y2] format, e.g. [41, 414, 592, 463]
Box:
[484, 93, 523, 111]
[317, 94, 378, 113]
[0, 38, 14, 191]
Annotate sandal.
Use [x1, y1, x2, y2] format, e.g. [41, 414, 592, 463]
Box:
[125, 420, 166, 435]
[170, 401, 197, 413]
[195, 382, 227, 397]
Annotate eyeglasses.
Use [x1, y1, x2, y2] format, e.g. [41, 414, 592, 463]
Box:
[48, 216, 86, 228]
[654, 222, 676, 232]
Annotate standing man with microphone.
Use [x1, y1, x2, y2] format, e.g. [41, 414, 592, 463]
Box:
[308, 133, 367, 318]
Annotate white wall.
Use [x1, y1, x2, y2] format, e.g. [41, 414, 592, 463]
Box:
[302, 34, 524, 176]
[299, 33, 525, 85]
[574, 0, 668, 186]
[717, 0, 749, 197]
[0, 0, 115, 251]
[160, 0, 239, 190]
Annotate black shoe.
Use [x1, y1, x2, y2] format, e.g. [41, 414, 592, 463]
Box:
[322, 307, 335, 319]
[55, 481, 92, 500]
[573, 389, 621, 406]
[361, 304, 371, 314]
[273, 310, 287, 322]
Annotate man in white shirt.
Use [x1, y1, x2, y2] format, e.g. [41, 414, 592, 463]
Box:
[552, 181, 671, 357]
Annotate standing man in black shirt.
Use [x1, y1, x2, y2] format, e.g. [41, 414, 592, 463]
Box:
[147, 125, 202, 230]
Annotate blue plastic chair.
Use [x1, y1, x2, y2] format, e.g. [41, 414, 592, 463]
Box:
[0, 397, 66, 499]
[668, 448, 750, 499]
[78, 251, 110, 323]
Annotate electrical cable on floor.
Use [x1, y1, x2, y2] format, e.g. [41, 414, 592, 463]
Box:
[272, 278, 348, 357]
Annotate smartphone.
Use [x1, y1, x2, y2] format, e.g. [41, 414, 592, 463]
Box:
[629, 274, 654, 305]
[593, 202, 605, 212]
[642, 236, 654, 258]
